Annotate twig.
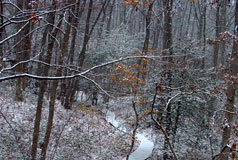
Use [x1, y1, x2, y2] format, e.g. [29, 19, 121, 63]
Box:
[49, 114, 72, 160]
[150, 84, 178, 160]
[126, 100, 139, 160]
[160, 92, 181, 122]
[0, 55, 189, 82]
[212, 109, 238, 127]
[0, 21, 30, 45]
[212, 144, 230, 160]
[0, 110, 26, 158]
[209, 136, 214, 159]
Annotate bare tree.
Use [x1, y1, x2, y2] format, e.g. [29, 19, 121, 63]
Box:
[0, 0, 3, 60]
[65, 0, 108, 109]
[220, 1, 238, 159]
[31, 1, 61, 159]
[162, 0, 174, 159]
[15, 1, 32, 101]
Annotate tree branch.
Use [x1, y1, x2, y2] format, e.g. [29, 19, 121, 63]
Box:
[150, 84, 178, 160]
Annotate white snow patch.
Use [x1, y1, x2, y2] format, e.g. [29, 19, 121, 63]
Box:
[106, 110, 154, 160]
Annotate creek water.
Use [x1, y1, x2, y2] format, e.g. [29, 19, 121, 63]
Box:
[106, 111, 154, 160]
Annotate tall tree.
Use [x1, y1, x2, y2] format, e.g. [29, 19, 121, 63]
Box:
[162, 0, 174, 159]
[60, 0, 85, 105]
[213, 1, 220, 67]
[64, 0, 94, 109]
[220, 0, 228, 65]
[31, 1, 61, 159]
[15, 0, 32, 101]
[65, 0, 108, 109]
[220, 0, 238, 159]
[106, 0, 116, 32]
[0, 0, 3, 60]
[40, 2, 76, 158]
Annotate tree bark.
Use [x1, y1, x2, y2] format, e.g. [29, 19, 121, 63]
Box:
[66, 0, 108, 109]
[213, 2, 220, 67]
[152, 16, 161, 51]
[0, 0, 3, 59]
[31, 1, 61, 159]
[40, 3, 74, 159]
[106, 0, 116, 33]
[162, 0, 174, 159]
[64, 0, 94, 109]
[61, 0, 85, 107]
[220, 0, 228, 65]
[142, 2, 154, 54]
[15, 0, 32, 101]
[126, 101, 138, 160]
[220, 1, 238, 159]
[201, 0, 206, 69]
[137, 1, 154, 80]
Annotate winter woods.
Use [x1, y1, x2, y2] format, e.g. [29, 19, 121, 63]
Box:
[1, 0, 238, 159]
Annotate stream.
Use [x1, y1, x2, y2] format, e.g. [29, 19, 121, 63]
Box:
[106, 110, 154, 160]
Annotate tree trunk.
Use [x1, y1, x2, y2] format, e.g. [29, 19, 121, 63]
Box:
[220, 0, 227, 65]
[31, 1, 61, 159]
[106, 0, 116, 33]
[194, 1, 206, 68]
[0, 0, 3, 59]
[152, 16, 161, 51]
[162, 0, 174, 159]
[142, 2, 154, 54]
[15, 0, 31, 101]
[40, 3, 74, 159]
[64, 0, 94, 109]
[137, 1, 154, 80]
[201, 0, 206, 69]
[220, 1, 238, 159]
[213, 2, 220, 67]
[66, 0, 108, 109]
[172, 103, 181, 145]
[126, 101, 138, 160]
[61, 0, 85, 107]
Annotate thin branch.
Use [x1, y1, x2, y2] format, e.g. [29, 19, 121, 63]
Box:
[160, 92, 181, 122]
[49, 114, 72, 160]
[212, 109, 238, 127]
[9, 23, 49, 51]
[150, 84, 178, 160]
[126, 101, 139, 160]
[0, 55, 186, 82]
[89, 0, 109, 37]
[1, 1, 80, 28]
[0, 110, 26, 157]
[212, 145, 230, 160]
[3, 1, 23, 12]
[80, 74, 114, 99]
[0, 54, 40, 73]
[0, 21, 29, 44]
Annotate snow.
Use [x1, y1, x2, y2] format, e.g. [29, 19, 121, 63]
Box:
[125, 133, 154, 160]
[106, 110, 154, 160]
[0, 85, 134, 159]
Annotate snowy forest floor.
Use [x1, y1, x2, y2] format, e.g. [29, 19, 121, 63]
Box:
[0, 81, 142, 160]
[0, 81, 217, 159]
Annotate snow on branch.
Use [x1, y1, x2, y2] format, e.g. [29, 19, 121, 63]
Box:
[0, 55, 187, 82]
[0, 21, 30, 45]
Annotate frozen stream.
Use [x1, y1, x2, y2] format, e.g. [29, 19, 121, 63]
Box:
[106, 111, 154, 160]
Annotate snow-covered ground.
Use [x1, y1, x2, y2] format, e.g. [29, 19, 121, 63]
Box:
[0, 82, 215, 159]
[126, 133, 153, 160]
[0, 83, 136, 159]
[106, 110, 153, 160]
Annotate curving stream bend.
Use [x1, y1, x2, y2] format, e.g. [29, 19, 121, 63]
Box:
[106, 111, 154, 160]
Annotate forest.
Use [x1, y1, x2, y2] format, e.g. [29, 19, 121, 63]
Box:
[1, 0, 238, 159]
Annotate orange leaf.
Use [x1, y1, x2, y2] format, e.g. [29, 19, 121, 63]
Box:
[30, 13, 40, 22]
